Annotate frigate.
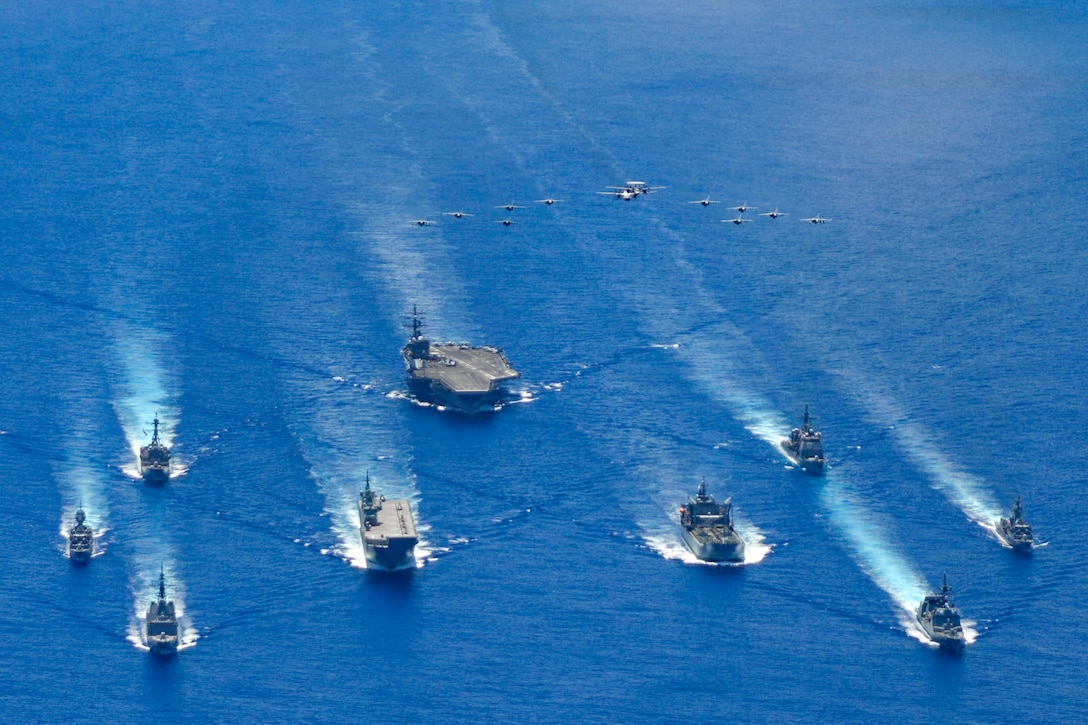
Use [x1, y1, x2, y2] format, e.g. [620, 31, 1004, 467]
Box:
[996, 497, 1034, 552]
[357, 474, 418, 571]
[781, 405, 826, 475]
[916, 574, 965, 653]
[138, 416, 171, 484]
[67, 506, 94, 564]
[401, 307, 519, 414]
[146, 567, 179, 656]
[679, 479, 746, 562]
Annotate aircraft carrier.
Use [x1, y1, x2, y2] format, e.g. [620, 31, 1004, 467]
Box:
[358, 475, 418, 571]
[139, 416, 171, 484]
[402, 307, 519, 414]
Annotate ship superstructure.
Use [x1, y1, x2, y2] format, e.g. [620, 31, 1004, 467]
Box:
[401, 307, 519, 414]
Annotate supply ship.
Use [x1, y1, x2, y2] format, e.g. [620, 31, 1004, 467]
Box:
[402, 307, 519, 414]
[358, 475, 418, 571]
[139, 416, 171, 484]
[679, 479, 746, 562]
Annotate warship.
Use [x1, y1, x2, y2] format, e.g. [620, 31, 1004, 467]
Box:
[138, 416, 171, 484]
[916, 574, 965, 653]
[401, 307, 519, 414]
[67, 506, 94, 564]
[781, 405, 826, 475]
[357, 474, 418, 571]
[679, 479, 746, 563]
[145, 567, 179, 656]
[996, 497, 1034, 552]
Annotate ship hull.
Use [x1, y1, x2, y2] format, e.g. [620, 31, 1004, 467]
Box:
[916, 618, 965, 653]
[68, 547, 92, 564]
[779, 442, 825, 475]
[363, 536, 418, 571]
[147, 635, 178, 656]
[996, 528, 1033, 553]
[407, 377, 505, 414]
[681, 527, 745, 562]
[140, 464, 170, 484]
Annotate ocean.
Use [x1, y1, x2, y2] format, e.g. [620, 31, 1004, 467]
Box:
[1, 1, 1086, 722]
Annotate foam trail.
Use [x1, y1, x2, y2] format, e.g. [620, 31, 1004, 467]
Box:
[109, 332, 183, 479]
[125, 556, 198, 651]
[889, 420, 1002, 527]
[847, 384, 1003, 528]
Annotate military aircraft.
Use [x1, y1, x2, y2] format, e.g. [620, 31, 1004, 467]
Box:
[729, 203, 757, 213]
[598, 188, 637, 200]
[494, 219, 519, 226]
[444, 209, 474, 219]
[688, 195, 721, 206]
[723, 216, 753, 225]
[412, 218, 437, 226]
[603, 181, 665, 198]
[801, 215, 832, 224]
[535, 197, 564, 205]
[494, 202, 524, 212]
[759, 208, 788, 219]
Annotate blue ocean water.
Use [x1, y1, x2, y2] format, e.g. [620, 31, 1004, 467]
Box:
[2, 0, 1087, 722]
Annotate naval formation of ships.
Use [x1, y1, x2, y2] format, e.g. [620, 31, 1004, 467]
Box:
[59, 304, 1040, 656]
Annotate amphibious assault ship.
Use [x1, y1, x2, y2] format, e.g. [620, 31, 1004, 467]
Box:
[401, 307, 519, 414]
[996, 497, 1034, 552]
[146, 567, 179, 656]
[916, 574, 965, 653]
[679, 479, 746, 563]
[357, 474, 418, 571]
[781, 405, 826, 475]
[67, 506, 94, 564]
[139, 416, 171, 484]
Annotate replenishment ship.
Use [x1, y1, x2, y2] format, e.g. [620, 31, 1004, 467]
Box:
[679, 479, 746, 562]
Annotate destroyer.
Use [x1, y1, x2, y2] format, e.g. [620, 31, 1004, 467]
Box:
[139, 416, 171, 484]
[916, 574, 965, 653]
[996, 497, 1034, 552]
[67, 506, 94, 564]
[146, 566, 179, 656]
[679, 479, 746, 563]
[358, 474, 418, 571]
[401, 307, 519, 414]
[781, 405, 826, 475]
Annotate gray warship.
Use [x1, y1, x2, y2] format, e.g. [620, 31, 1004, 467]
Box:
[679, 479, 746, 563]
[358, 474, 418, 571]
[138, 416, 171, 484]
[146, 567, 179, 656]
[781, 405, 826, 475]
[401, 307, 519, 414]
[996, 497, 1034, 552]
[916, 574, 965, 653]
[67, 506, 94, 564]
